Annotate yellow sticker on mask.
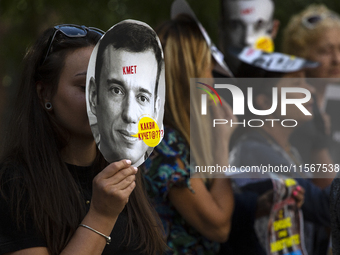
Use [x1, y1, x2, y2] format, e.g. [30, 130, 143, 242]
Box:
[285, 178, 297, 187]
[131, 116, 163, 147]
[254, 36, 274, 53]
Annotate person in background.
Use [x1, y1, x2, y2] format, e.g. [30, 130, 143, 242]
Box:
[219, 0, 279, 74]
[230, 49, 331, 254]
[217, 1, 312, 253]
[283, 4, 340, 174]
[141, 13, 235, 254]
[163, 1, 302, 254]
[0, 24, 166, 255]
[220, 0, 335, 195]
[283, 8, 340, 252]
[220, 0, 334, 190]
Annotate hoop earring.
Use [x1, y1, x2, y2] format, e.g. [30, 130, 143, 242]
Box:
[45, 102, 52, 110]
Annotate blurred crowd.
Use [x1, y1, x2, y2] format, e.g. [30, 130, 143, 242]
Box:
[147, 1, 340, 254]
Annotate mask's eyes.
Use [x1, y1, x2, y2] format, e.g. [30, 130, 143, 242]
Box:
[110, 86, 124, 95]
[137, 94, 150, 105]
[254, 20, 266, 31]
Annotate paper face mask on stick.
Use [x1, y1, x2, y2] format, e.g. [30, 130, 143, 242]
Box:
[86, 19, 165, 167]
[222, 0, 275, 52]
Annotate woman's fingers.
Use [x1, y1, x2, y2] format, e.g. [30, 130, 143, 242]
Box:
[90, 160, 138, 219]
[107, 166, 138, 185]
[107, 173, 136, 191]
[98, 159, 132, 178]
[120, 181, 137, 202]
[95, 160, 137, 182]
[292, 185, 305, 208]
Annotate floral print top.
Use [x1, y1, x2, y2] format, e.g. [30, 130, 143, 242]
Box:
[142, 126, 220, 255]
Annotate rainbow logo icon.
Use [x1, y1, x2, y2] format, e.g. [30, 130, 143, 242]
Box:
[196, 82, 222, 106]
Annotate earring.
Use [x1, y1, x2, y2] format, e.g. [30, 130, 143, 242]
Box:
[45, 102, 52, 110]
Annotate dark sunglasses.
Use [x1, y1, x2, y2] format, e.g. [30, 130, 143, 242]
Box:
[42, 24, 104, 65]
[301, 13, 339, 29]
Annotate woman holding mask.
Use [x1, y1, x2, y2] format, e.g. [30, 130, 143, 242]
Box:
[0, 24, 165, 255]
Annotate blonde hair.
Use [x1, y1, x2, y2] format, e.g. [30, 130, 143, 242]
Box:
[156, 14, 214, 167]
[282, 4, 340, 58]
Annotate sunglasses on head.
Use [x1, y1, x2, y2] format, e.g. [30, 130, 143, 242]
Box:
[301, 13, 339, 29]
[42, 24, 104, 65]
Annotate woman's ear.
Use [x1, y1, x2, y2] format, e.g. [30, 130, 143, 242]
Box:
[271, 19, 280, 39]
[36, 81, 51, 108]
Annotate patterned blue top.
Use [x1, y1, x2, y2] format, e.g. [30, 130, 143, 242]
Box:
[142, 126, 220, 255]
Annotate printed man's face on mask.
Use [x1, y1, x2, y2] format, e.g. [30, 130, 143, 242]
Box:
[222, 0, 274, 49]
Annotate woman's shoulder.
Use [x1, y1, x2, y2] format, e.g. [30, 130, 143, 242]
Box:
[0, 160, 26, 190]
[146, 126, 190, 168]
[142, 126, 192, 198]
[0, 162, 47, 254]
[0, 158, 27, 173]
[154, 126, 188, 157]
[0, 160, 30, 212]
